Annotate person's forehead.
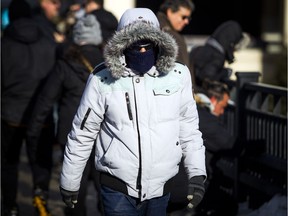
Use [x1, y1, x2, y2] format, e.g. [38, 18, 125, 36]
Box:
[42, 0, 60, 4]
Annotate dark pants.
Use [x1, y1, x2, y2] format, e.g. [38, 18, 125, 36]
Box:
[1, 120, 54, 210]
[100, 185, 170, 216]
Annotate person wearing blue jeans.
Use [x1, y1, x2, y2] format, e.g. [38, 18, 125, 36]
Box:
[60, 8, 207, 215]
[101, 186, 170, 215]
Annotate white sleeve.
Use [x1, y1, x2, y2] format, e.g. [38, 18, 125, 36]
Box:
[60, 74, 105, 191]
[179, 65, 207, 180]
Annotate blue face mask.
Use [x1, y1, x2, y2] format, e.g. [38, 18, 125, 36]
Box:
[124, 46, 156, 74]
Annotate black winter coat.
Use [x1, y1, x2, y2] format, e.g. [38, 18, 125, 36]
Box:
[190, 20, 243, 88]
[1, 18, 57, 125]
[197, 105, 235, 177]
[27, 45, 104, 146]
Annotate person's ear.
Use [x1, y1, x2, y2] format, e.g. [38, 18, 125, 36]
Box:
[167, 8, 173, 17]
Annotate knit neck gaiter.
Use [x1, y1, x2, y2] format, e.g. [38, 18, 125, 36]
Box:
[125, 48, 156, 74]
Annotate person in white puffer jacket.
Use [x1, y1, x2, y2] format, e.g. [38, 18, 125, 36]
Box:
[60, 7, 206, 215]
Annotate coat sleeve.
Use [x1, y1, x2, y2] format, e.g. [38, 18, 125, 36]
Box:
[178, 65, 207, 180]
[60, 74, 105, 191]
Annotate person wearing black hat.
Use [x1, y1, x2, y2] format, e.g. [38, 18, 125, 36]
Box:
[189, 20, 250, 91]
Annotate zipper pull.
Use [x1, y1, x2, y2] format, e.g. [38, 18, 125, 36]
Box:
[125, 92, 133, 120]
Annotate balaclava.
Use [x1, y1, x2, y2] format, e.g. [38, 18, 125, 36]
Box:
[124, 40, 157, 73]
[118, 8, 159, 74]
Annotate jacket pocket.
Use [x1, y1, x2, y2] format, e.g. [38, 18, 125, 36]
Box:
[153, 85, 181, 122]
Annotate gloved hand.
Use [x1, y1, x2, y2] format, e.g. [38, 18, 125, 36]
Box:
[187, 176, 205, 209]
[60, 187, 78, 208]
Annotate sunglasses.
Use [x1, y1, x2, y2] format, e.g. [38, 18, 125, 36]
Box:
[181, 15, 191, 21]
[128, 42, 154, 52]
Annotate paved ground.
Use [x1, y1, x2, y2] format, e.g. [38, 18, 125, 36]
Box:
[15, 145, 253, 216]
[17, 145, 101, 216]
[16, 145, 201, 216]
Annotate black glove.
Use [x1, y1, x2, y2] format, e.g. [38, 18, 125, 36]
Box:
[60, 187, 79, 208]
[187, 176, 205, 209]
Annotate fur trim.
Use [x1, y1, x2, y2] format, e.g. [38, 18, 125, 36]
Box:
[104, 21, 178, 79]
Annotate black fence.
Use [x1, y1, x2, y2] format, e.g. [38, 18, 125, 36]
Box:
[217, 72, 287, 209]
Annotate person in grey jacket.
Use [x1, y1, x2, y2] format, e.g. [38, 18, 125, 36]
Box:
[60, 8, 206, 215]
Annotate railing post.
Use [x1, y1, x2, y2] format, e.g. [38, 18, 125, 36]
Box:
[233, 72, 260, 200]
[235, 72, 260, 139]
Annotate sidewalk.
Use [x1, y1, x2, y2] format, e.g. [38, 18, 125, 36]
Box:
[16, 145, 255, 216]
[16, 145, 100, 216]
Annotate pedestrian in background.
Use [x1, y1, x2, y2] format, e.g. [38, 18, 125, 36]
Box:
[84, 0, 118, 47]
[157, 1, 200, 213]
[1, 0, 56, 215]
[32, 0, 65, 44]
[60, 7, 206, 216]
[194, 79, 239, 215]
[27, 14, 104, 216]
[189, 20, 250, 91]
[157, 0, 195, 67]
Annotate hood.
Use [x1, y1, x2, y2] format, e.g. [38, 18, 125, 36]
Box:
[4, 18, 42, 43]
[103, 8, 178, 79]
[211, 20, 243, 63]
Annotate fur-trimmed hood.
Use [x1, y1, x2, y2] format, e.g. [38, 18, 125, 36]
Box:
[103, 8, 178, 79]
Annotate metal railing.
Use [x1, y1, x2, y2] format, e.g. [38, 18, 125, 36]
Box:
[218, 72, 287, 207]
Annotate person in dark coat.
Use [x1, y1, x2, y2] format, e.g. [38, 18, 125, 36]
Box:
[32, 0, 65, 44]
[84, 0, 118, 46]
[27, 14, 104, 216]
[157, 0, 195, 67]
[157, 1, 198, 213]
[194, 79, 238, 215]
[1, 0, 57, 215]
[189, 20, 250, 91]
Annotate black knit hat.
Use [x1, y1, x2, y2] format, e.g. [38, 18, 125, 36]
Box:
[8, 0, 31, 22]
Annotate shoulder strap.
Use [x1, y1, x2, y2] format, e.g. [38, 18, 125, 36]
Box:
[79, 54, 94, 72]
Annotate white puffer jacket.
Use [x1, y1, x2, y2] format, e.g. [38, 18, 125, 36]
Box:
[61, 8, 206, 201]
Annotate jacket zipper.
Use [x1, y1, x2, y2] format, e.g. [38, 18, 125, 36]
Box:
[125, 92, 133, 120]
[80, 108, 91, 130]
[132, 86, 142, 197]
